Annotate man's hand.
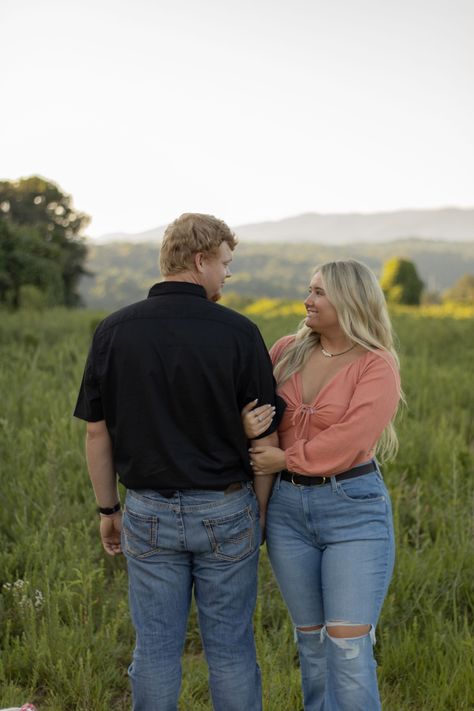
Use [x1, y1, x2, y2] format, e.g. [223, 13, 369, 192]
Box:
[99, 512, 123, 556]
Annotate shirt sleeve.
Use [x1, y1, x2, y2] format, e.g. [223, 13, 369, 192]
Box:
[239, 327, 286, 437]
[73, 342, 105, 422]
[285, 353, 401, 475]
[269, 335, 295, 367]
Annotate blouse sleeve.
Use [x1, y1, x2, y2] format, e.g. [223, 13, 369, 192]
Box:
[269, 335, 295, 367]
[284, 353, 401, 476]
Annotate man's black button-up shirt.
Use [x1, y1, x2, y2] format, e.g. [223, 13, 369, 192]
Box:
[74, 281, 284, 491]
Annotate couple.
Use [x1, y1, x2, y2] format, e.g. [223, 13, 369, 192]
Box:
[74, 213, 401, 711]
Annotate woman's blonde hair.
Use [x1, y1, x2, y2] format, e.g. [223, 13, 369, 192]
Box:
[273, 259, 403, 462]
[160, 213, 237, 276]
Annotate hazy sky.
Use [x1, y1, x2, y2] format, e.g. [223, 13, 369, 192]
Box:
[2, 0, 473, 237]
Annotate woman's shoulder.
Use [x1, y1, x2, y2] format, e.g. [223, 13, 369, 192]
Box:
[269, 334, 296, 364]
[360, 348, 401, 387]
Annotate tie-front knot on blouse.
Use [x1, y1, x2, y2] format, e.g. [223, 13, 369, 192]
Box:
[291, 403, 318, 439]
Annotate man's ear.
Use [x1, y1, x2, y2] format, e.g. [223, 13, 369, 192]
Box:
[194, 252, 205, 273]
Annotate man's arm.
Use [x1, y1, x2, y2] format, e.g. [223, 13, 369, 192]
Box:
[251, 431, 278, 537]
[85, 420, 122, 556]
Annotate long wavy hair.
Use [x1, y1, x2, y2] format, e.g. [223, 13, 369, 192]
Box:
[273, 259, 403, 461]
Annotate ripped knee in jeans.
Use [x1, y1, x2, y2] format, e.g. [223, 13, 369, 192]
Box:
[296, 624, 324, 633]
[321, 622, 376, 659]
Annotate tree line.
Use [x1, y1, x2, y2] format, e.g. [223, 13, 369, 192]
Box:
[1, 176, 473, 310]
[0, 176, 89, 308]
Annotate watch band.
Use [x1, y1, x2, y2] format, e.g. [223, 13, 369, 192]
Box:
[97, 502, 121, 515]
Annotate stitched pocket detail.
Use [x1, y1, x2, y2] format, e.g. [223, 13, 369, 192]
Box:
[122, 508, 161, 559]
[203, 505, 256, 561]
[336, 474, 386, 503]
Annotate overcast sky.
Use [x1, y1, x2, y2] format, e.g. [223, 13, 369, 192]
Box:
[2, 0, 473, 237]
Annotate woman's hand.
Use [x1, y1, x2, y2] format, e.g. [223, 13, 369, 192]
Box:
[241, 399, 275, 439]
[249, 445, 286, 475]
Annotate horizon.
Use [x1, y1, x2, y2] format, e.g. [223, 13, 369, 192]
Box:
[3, 0, 473, 237]
[94, 204, 474, 240]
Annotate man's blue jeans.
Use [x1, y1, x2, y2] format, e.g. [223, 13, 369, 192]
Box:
[266, 463, 395, 711]
[121, 483, 262, 711]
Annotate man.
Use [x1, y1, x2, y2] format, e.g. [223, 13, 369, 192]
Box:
[74, 213, 282, 711]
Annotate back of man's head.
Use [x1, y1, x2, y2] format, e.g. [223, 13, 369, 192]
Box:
[160, 213, 237, 276]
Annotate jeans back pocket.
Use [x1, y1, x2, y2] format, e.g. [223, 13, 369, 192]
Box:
[203, 505, 256, 562]
[122, 507, 161, 559]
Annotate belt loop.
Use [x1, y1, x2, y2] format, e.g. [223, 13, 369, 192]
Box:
[373, 457, 382, 479]
[329, 475, 338, 493]
[275, 472, 282, 491]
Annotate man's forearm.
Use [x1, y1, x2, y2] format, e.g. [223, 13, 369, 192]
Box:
[251, 432, 278, 515]
[85, 420, 119, 507]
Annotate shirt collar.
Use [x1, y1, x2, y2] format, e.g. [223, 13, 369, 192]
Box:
[147, 281, 208, 300]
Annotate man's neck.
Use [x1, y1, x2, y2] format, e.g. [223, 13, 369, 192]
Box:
[163, 271, 200, 286]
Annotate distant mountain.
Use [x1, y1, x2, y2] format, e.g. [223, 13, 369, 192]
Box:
[94, 208, 474, 245]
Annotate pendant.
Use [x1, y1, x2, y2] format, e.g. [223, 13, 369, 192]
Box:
[320, 343, 356, 357]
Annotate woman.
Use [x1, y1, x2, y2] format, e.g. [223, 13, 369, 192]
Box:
[243, 259, 401, 711]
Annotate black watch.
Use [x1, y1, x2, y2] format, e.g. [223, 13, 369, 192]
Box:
[97, 502, 121, 515]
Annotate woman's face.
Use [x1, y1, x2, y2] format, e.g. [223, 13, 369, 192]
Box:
[304, 271, 340, 333]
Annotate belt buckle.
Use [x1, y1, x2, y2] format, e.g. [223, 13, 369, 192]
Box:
[290, 473, 327, 487]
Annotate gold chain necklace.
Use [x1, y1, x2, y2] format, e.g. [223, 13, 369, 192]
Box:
[320, 342, 356, 358]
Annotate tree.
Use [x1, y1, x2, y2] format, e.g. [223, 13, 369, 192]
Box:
[0, 220, 64, 308]
[380, 257, 424, 305]
[0, 176, 90, 307]
[443, 274, 474, 304]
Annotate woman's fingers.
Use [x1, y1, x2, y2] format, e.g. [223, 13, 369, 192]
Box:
[241, 399, 258, 415]
[249, 446, 267, 455]
[253, 404, 275, 419]
[249, 405, 275, 426]
[242, 403, 275, 438]
[241, 401, 275, 422]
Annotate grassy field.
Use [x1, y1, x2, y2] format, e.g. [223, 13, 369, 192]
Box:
[0, 305, 473, 710]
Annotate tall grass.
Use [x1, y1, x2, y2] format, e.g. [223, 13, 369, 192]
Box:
[0, 307, 473, 710]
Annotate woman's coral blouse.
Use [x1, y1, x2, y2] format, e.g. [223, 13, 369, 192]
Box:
[270, 335, 401, 476]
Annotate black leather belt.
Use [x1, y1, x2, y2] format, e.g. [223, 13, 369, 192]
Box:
[281, 461, 377, 487]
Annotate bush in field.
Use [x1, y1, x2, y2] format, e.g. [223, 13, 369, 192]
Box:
[443, 273, 474, 305]
[380, 257, 424, 305]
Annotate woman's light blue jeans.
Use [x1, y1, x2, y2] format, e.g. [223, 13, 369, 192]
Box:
[121, 483, 262, 711]
[266, 462, 395, 711]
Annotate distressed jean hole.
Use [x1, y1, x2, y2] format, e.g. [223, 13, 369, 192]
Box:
[297, 625, 323, 633]
[326, 624, 371, 639]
